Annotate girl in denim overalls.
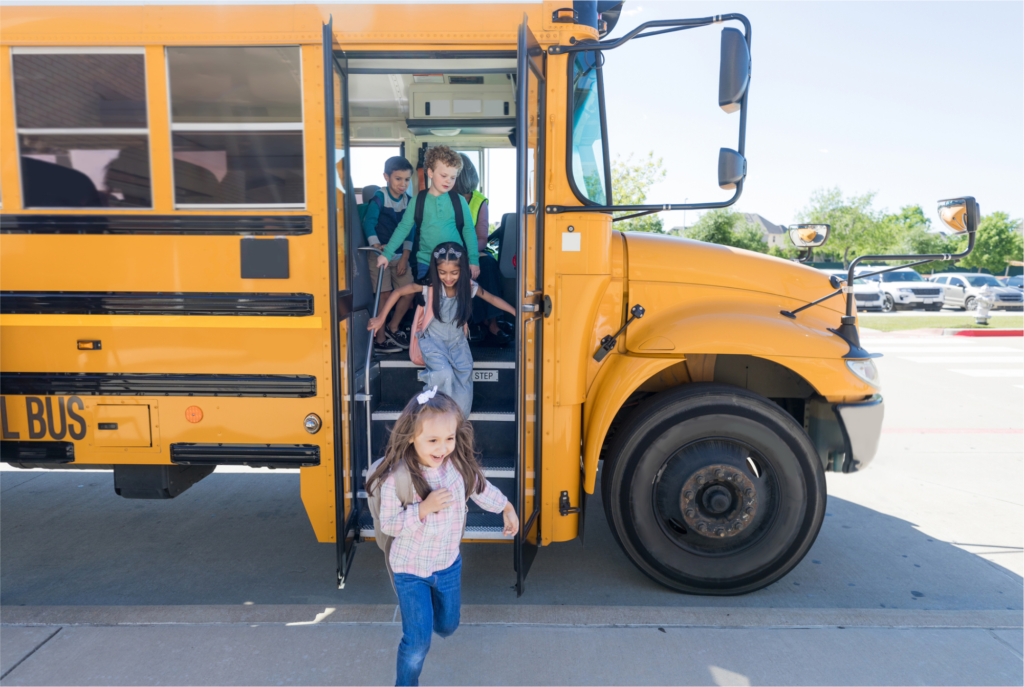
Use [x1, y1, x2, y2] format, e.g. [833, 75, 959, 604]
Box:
[368, 242, 516, 417]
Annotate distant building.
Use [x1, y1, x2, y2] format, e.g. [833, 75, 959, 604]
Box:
[743, 213, 786, 248]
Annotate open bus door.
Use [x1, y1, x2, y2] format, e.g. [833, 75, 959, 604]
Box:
[324, 19, 360, 589]
[514, 16, 546, 597]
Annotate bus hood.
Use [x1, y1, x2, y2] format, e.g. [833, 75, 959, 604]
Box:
[622, 232, 844, 314]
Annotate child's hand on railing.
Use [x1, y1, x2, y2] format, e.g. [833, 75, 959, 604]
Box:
[376, 254, 389, 269]
[367, 315, 385, 334]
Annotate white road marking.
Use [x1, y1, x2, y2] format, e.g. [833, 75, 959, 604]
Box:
[899, 356, 1024, 364]
[949, 369, 1024, 378]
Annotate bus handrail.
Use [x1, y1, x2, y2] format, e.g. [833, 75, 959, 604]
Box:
[358, 246, 386, 481]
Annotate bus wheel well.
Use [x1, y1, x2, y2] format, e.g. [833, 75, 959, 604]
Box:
[599, 355, 816, 471]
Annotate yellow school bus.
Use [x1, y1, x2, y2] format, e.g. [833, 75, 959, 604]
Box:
[0, 1, 978, 595]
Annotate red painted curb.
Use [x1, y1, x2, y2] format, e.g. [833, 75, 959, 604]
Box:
[951, 329, 1024, 337]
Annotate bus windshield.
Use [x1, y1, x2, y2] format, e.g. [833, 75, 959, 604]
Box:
[569, 52, 607, 204]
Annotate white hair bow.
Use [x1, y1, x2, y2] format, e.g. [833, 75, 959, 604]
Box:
[417, 386, 438, 405]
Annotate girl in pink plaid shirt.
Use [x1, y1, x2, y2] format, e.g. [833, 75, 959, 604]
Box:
[367, 388, 519, 687]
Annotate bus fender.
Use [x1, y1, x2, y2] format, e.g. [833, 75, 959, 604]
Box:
[582, 354, 679, 494]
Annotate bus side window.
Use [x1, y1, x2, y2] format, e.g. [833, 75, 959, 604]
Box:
[12, 50, 152, 208]
[167, 47, 305, 209]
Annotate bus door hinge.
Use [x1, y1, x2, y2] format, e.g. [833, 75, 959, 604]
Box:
[354, 393, 371, 402]
[543, 295, 553, 318]
[559, 490, 581, 516]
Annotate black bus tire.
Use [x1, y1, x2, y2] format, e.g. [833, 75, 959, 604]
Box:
[601, 383, 826, 595]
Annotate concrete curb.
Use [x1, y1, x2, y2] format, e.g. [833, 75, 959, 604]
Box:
[2, 605, 1020, 630]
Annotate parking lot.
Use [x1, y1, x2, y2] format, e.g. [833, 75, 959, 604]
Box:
[1, 334, 1021, 685]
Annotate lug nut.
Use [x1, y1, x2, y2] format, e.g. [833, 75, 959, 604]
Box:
[685, 509, 695, 518]
[714, 528, 725, 537]
[714, 468, 724, 478]
[697, 523, 707, 532]
[745, 507, 753, 515]
[745, 488, 754, 498]
[683, 490, 694, 501]
[696, 475, 705, 484]
[741, 513, 750, 521]
[733, 521, 743, 530]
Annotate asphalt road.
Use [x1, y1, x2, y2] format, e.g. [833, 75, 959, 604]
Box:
[2, 333, 1021, 685]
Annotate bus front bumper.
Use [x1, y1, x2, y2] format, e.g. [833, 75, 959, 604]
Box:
[834, 395, 884, 472]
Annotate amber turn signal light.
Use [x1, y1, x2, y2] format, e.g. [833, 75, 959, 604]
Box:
[77, 340, 101, 350]
[185, 406, 204, 423]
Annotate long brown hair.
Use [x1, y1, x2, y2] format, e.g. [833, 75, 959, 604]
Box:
[366, 390, 485, 500]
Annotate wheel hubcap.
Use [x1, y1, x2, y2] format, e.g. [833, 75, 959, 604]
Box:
[653, 439, 775, 554]
[680, 464, 759, 538]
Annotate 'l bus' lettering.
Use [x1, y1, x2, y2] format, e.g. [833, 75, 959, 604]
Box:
[26, 397, 46, 439]
[45, 397, 68, 440]
[1, 397, 19, 439]
[66, 397, 87, 441]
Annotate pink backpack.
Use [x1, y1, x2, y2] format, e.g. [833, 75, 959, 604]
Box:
[408, 285, 434, 366]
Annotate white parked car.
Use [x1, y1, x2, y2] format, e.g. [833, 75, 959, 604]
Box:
[856, 268, 944, 312]
[821, 269, 884, 312]
[929, 273, 1024, 311]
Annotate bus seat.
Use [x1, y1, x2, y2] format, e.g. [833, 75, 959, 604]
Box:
[496, 212, 517, 279]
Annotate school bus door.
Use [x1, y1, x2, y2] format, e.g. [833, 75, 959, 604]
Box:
[514, 16, 546, 597]
[323, 20, 360, 589]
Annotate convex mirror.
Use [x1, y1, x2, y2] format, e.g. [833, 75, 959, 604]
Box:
[788, 224, 830, 248]
[937, 196, 979, 234]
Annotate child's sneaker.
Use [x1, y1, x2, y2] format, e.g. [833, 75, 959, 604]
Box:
[385, 327, 410, 350]
[374, 339, 401, 355]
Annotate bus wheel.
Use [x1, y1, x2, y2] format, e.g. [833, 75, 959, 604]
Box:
[601, 383, 826, 595]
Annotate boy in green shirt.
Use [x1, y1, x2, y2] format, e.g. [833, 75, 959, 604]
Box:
[377, 145, 480, 281]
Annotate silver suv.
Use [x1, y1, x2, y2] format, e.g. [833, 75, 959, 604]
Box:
[857, 268, 944, 312]
[929, 273, 1024, 311]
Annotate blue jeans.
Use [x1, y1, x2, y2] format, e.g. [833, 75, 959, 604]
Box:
[416, 262, 429, 281]
[393, 556, 462, 686]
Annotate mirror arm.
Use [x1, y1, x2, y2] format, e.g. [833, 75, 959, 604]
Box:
[548, 13, 750, 55]
[793, 247, 813, 263]
[612, 210, 659, 223]
[844, 230, 976, 319]
[781, 287, 844, 319]
[547, 182, 742, 215]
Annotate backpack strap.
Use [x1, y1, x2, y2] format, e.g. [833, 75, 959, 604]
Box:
[392, 462, 417, 506]
[448, 190, 465, 232]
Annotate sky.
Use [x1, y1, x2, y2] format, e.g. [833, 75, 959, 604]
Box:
[602, 1, 1024, 231]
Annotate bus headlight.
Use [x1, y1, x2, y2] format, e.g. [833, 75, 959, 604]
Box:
[846, 359, 880, 387]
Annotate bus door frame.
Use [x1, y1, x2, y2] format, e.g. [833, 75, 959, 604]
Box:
[325, 20, 360, 589]
[514, 16, 546, 597]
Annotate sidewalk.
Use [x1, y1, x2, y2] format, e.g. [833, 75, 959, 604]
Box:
[3, 605, 1022, 686]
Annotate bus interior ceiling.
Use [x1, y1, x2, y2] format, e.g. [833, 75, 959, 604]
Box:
[345, 56, 517, 205]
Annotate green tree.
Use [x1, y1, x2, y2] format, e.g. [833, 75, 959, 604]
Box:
[798, 187, 885, 265]
[611, 152, 667, 233]
[955, 211, 1024, 274]
[683, 209, 769, 254]
[883, 204, 957, 273]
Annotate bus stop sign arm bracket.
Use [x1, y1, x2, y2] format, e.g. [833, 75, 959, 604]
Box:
[547, 14, 751, 55]
[594, 304, 644, 362]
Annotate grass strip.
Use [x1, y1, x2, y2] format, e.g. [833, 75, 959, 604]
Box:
[859, 314, 1024, 332]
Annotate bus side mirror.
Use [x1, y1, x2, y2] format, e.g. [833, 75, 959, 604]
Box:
[718, 148, 746, 190]
[788, 224, 830, 248]
[719, 27, 750, 113]
[937, 196, 979, 234]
